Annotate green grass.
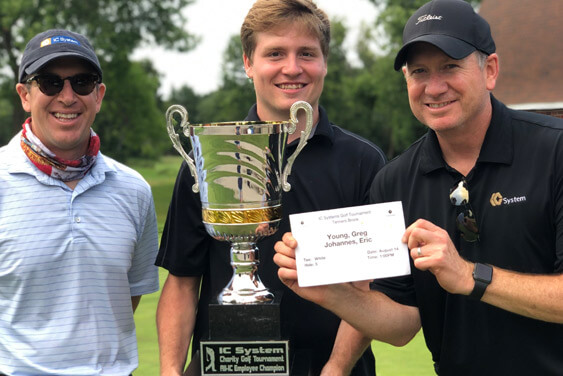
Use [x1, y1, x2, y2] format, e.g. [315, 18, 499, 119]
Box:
[132, 155, 182, 376]
[131, 155, 435, 375]
[371, 333, 434, 375]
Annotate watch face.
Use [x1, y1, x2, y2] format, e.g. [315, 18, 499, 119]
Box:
[473, 263, 493, 283]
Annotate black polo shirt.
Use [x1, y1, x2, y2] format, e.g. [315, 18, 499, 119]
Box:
[157, 104, 386, 375]
[370, 96, 563, 375]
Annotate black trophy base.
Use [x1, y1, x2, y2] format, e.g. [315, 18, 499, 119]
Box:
[195, 292, 311, 376]
[208, 294, 282, 340]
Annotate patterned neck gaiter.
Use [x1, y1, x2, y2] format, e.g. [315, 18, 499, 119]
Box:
[20, 117, 100, 182]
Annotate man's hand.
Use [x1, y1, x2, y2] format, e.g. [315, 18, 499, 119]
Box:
[403, 219, 474, 295]
[274, 232, 331, 305]
[273, 232, 299, 287]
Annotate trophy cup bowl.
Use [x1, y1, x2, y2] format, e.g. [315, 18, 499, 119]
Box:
[166, 101, 313, 304]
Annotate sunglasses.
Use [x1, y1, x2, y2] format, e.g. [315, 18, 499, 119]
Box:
[26, 73, 101, 96]
[449, 179, 479, 242]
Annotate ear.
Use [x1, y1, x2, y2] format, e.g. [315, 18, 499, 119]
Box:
[243, 53, 253, 79]
[15, 83, 32, 113]
[95, 83, 106, 113]
[484, 53, 499, 91]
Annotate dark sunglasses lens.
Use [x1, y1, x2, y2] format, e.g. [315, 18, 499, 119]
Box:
[456, 209, 479, 242]
[36, 75, 64, 96]
[70, 74, 98, 95]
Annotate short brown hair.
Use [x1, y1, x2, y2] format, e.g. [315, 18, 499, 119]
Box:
[241, 0, 331, 62]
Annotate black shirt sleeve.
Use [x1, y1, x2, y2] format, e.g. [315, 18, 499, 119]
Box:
[155, 161, 212, 276]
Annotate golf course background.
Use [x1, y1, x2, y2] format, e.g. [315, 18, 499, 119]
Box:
[131, 156, 435, 375]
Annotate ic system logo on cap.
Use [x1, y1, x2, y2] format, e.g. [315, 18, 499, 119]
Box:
[40, 36, 81, 48]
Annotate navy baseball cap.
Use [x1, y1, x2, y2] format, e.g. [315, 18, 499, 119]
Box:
[19, 29, 102, 82]
[394, 0, 495, 70]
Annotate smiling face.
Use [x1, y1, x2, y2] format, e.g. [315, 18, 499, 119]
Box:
[243, 22, 327, 123]
[403, 43, 498, 135]
[16, 57, 105, 160]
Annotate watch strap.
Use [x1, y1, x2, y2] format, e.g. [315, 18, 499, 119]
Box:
[469, 263, 493, 300]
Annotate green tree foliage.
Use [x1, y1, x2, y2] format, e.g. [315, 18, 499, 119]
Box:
[0, 79, 15, 144]
[95, 59, 165, 160]
[164, 86, 201, 123]
[0, 0, 198, 161]
[196, 35, 255, 123]
[319, 17, 424, 158]
[162, 85, 201, 154]
[320, 19, 358, 130]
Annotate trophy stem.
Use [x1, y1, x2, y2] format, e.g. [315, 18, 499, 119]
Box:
[218, 242, 274, 304]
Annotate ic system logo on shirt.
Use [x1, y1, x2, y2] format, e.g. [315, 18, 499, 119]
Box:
[490, 192, 527, 207]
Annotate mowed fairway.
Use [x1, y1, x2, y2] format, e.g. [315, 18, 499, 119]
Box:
[131, 156, 435, 375]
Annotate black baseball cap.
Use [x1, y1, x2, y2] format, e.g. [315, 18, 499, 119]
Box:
[394, 0, 495, 70]
[18, 29, 102, 82]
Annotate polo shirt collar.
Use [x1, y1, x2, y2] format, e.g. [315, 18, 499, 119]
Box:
[89, 151, 118, 177]
[419, 95, 513, 174]
[245, 104, 335, 144]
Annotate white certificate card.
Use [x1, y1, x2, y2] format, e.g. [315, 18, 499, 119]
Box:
[289, 201, 411, 287]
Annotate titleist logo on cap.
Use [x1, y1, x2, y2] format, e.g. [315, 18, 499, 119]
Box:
[416, 14, 443, 25]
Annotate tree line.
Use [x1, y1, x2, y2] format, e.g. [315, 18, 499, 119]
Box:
[0, 0, 479, 162]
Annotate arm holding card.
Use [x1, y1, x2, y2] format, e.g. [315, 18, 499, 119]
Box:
[274, 233, 421, 347]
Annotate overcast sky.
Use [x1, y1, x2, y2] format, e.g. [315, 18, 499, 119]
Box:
[133, 0, 378, 97]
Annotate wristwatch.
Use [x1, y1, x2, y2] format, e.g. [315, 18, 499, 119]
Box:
[469, 263, 493, 300]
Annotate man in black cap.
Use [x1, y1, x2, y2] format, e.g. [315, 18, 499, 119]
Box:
[0, 29, 159, 375]
[274, 0, 563, 374]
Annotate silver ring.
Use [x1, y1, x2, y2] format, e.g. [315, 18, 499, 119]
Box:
[416, 247, 422, 257]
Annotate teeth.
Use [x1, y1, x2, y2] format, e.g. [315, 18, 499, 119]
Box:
[279, 84, 304, 90]
[54, 113, 78, 119]
[428, 101, 452, 108]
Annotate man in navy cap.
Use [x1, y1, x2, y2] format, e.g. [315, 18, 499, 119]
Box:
[274, 0, 563, 374]
[0, 29, 159, 375]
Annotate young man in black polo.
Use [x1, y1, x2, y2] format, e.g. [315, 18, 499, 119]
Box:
[155, 1, 386, 375]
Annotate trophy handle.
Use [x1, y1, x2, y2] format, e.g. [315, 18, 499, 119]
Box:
[282, 101, 313, 192]
[166, 104, 200, 193]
